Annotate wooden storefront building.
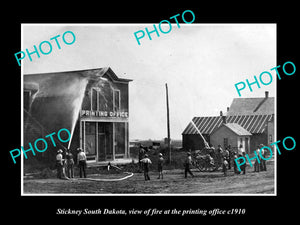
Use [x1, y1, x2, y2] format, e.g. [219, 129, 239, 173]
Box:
[24, 67, 132, 164]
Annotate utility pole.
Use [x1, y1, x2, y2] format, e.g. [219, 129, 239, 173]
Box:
[165, 83, 171, 163]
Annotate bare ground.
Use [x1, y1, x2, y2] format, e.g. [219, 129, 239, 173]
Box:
[23, 161, 274, 195]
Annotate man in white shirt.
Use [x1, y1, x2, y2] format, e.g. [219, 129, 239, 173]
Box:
[56, 149, 63, 179]
[77, 148, 87, 178]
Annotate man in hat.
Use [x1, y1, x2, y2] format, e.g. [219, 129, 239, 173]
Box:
[223, 147, 230, 169]
[216, 144, 223, 166]
[184, 152, 194, 178]
[66, 149, 75, 178]
[157, 153, 164, 179]
[140, 154, 152, 181]
[77, 148, 87, 178]
[138, 145, 145, 171]
[56, 149, 64, 179]
[260, 144, 267, 171]
[233, 152, 240, 174]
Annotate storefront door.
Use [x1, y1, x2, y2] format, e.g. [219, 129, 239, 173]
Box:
[98, 122, 113, 161]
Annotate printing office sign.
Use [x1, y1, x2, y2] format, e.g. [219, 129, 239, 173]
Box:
[80, 110, 128, 118]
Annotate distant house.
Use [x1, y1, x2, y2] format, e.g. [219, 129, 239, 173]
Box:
[182, 91, 274, 153]
[227, 91, 274, 116]
[210, 123, 252, 154]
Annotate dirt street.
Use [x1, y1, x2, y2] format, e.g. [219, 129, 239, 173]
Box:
[23, 161, 274, 194]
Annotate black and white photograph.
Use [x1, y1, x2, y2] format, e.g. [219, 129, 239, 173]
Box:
[21, 24, 276, 195]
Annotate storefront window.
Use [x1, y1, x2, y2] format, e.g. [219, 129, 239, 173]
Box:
[85, 122, 96, 156]
[115, 123, 125, 155]
[92, 88, 98, 111]
[98, 90, 107, 111]
[81, 90, 91, 110]
[114, 90, 120, 111]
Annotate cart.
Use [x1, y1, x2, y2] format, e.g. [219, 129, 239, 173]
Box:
[192, 147, 223, 172]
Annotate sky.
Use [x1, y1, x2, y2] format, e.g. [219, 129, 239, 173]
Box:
[22, 23, 276, 140]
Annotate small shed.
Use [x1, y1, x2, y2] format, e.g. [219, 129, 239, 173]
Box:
[210, 123, 252, 154]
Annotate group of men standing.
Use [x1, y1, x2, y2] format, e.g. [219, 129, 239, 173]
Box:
[138, 145, 197, 180]
[139, 146, 164, 181]
[55, 148, 87, 179]
[55, 142, 268, 181]
[254, 144, 268, 172]
[217, 143, 268, 175]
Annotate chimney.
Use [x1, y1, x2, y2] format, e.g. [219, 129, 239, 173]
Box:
[254, 91, 269, 113]
[265, 91, 269, 98]
[220, 110, 226, 124]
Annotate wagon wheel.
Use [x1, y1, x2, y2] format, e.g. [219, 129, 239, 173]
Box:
[212, 162, 221, 172]
[211, 165, 218, 172]
[206, 164, 213, 172]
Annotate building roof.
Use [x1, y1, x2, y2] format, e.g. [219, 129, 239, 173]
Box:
[220, 123, 252, 136]
[24, 67, 133, 83]
[182, 114, 274, 135]
[24, 82, 39, 91]
[227, 96, 274, 116]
